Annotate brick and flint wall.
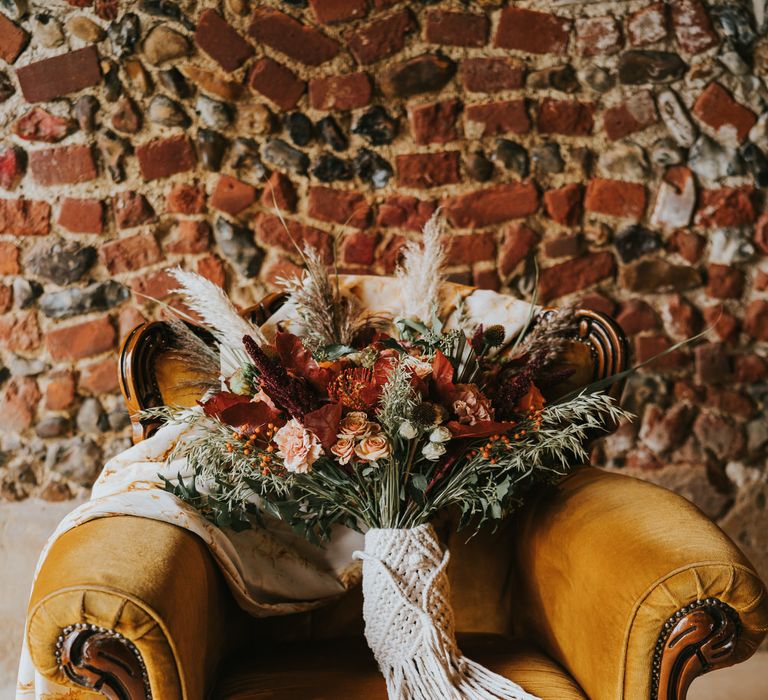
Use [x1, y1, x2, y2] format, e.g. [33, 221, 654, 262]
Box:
[0, 0, 766, 571]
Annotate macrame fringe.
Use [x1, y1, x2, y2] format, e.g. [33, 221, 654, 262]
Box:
[354, 524, 540, 700]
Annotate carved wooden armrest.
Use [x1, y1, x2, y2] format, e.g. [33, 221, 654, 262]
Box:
[652, 598, 741, 700]
[57, 624, 151, 700]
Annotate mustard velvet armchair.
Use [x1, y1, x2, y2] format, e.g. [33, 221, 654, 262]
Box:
[25, 294, 768, 700]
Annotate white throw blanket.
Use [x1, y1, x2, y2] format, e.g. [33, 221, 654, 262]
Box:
[16, 276, 535, 698]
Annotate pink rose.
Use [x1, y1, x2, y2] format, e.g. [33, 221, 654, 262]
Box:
[273, 418, 323, 474]
[338, 411, 371, 438]
[355, 435, 391, 462]
[330, 437, 356, 465]
[453, 388, 494, 426]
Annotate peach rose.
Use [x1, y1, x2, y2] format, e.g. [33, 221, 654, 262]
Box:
[355, 435, 391, 462]
[273, 419, 323, 474]
[338, 411, 371, 438]
[330, 437, 356, 465]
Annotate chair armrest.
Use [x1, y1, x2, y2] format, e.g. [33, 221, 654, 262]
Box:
[511, 467, 768, 700]
[26, 515, 241, 700]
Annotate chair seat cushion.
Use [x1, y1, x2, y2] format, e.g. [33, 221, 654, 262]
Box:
[213, 634, 586, 700]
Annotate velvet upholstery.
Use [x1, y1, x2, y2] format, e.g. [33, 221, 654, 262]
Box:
[26, 469, 768, 699]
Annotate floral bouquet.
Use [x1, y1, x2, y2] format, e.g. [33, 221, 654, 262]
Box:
[149, 215, 629, 700]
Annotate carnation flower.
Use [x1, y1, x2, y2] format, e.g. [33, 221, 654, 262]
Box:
[338, 411, 371, 438]
[273, 418, 323, 474]
[429, 426, 451, 443]
[330, 437, 356, 465]
[453, 388, 494, 426]
[422, 441, 447, 461]
[355, 435, 391, 462]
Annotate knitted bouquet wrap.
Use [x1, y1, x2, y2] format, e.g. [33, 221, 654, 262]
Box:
[355, 524, 537, 700]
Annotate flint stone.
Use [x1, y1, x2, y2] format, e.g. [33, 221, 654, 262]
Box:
[598, 142, 649, 180]
[197, 129, 228, 171]
[582, 65, 614, 92]
[143, 25, 191, 65]
[232, 137, 268, 180]
[352, 106, 399, 145]
[46, 435, 102, 485]
[614, 225, 662, 263]
[75, 95, 100, 132]
[529, 64, 579, 93]
[285, 112, 314, 147]
[141, 0, 195, 30]
[317, 116, 348, 152]
[7, 354, 46, 376]
[262, 138, 309, 175]
[312, 154, 353, 182]
[77, 398, 108, 434]
[39, 281, 130, 319]
[650, 137, 685, 166]
[108, 12, 140, 57]
[492, 139, 528, 177]
[158, 66, 191, 98]
[213, 217, 263, 277]
[739, 142, 768, 187]
[466, 151, 493, 182]
[25, 240, 96, 285]
[353, 148, 392, 189]
[0, 69, 14, 102]
[709, 228, 754, 265]
[12, 278, 42, 308]
[531, 142, 563, 175]
[651, 167, 696, 230]
[36, 416, 70, 439]
[196, 95, 234, 130]
[657, 89, 697, 147]
[618, 50, 688, 84]
[97, 129, 131, 183]
[688, 135, 743, 180]
[67, 16, 106, 43]
[148, 95, 189, 126]
[380, 54, 456, 98]
[32, 13, 64, 48]
[710, 4, 756, 50]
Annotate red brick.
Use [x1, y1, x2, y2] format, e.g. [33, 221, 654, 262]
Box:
[14, 107, 70, 143]
[58, 198, 104, 235]
[464, 100, 530, 137]
[498, 223, 537, 277]
[136, 136, 196, 181]
[261, 172, 297, 213]
[46, 316, 116, 361]
[310, 0, 367, 24]
[443, 182, 539, 229]
[118, 306, 147, 340]
[17, 46, 101, 103]
[0, 12, 28, 63]
[309, 73, 372, 111]
[166, 182, 206, 214]
[692, 83, 757, 143]
[0, 241, 19, 274]
[113, 191, 155, 230]
[195, 9, 254, 72]
[129, 269, 177, 300]
[473, 268, 500, 292]
[396, 152, 462, 189]
[376, 196, 436, 231]
[543, 184, 583, 226]
[755, 213, 768, 255]
[705, 264, 744, 299]
[425, 11, 489, 48]
[166, 220, 211, 255]
[627, 3, 668, 46]
[537, 99, 595, 136]
[0, 377, 40, 433]
[255, 214, 332, 261]
[0, 199, 50, 236]
[342, 230, 378, 265]
[308, 187, 372, 229]
[210, 175, 257, 216]
[0, 146, 25, 190]
[461, 57, 525, 93]
[446, 232, 496, 265]
[248, 8, 339, 66]
[704, 387, 755, 419]
[544, 233, 584, 259]
[79, 357, 119, 395]
[579, 293, 617, 317]
[0, 283, 10, 313]
[345, 9, 415, 65]
[99, 233, 163, 274]
[744, 301, 768, 341]
[0, 312, 41, 352]
[197, 255, 226, 288]
[585, 178, 647, 221]
[575, 16, 623, 56]
[669, 229, 706, 264]
[408, 99, 461, 145]
[249, 58, 306, 111]
[539, 252, 616, 302]
[617, 299, 659, 335]
[695, 186, 756, 228]
[665, 294, 701, 338]
[46, 370, 76, 410]
[29, 145, 97, 186]
[602, 90, 658, 140]
[495, 8, 570, 55]
[670, 0, 718, 54]
[634, 334, 687, 370]
[733, 354, 768, 383]
[262, 257, 303, 287]
[702, 304, 740, 344]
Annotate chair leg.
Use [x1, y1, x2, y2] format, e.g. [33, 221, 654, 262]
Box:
[652, 598, 741, 700]
[57, 624, 152, 700]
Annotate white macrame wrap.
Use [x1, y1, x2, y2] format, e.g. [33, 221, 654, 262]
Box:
[354, 524, 539, 700]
